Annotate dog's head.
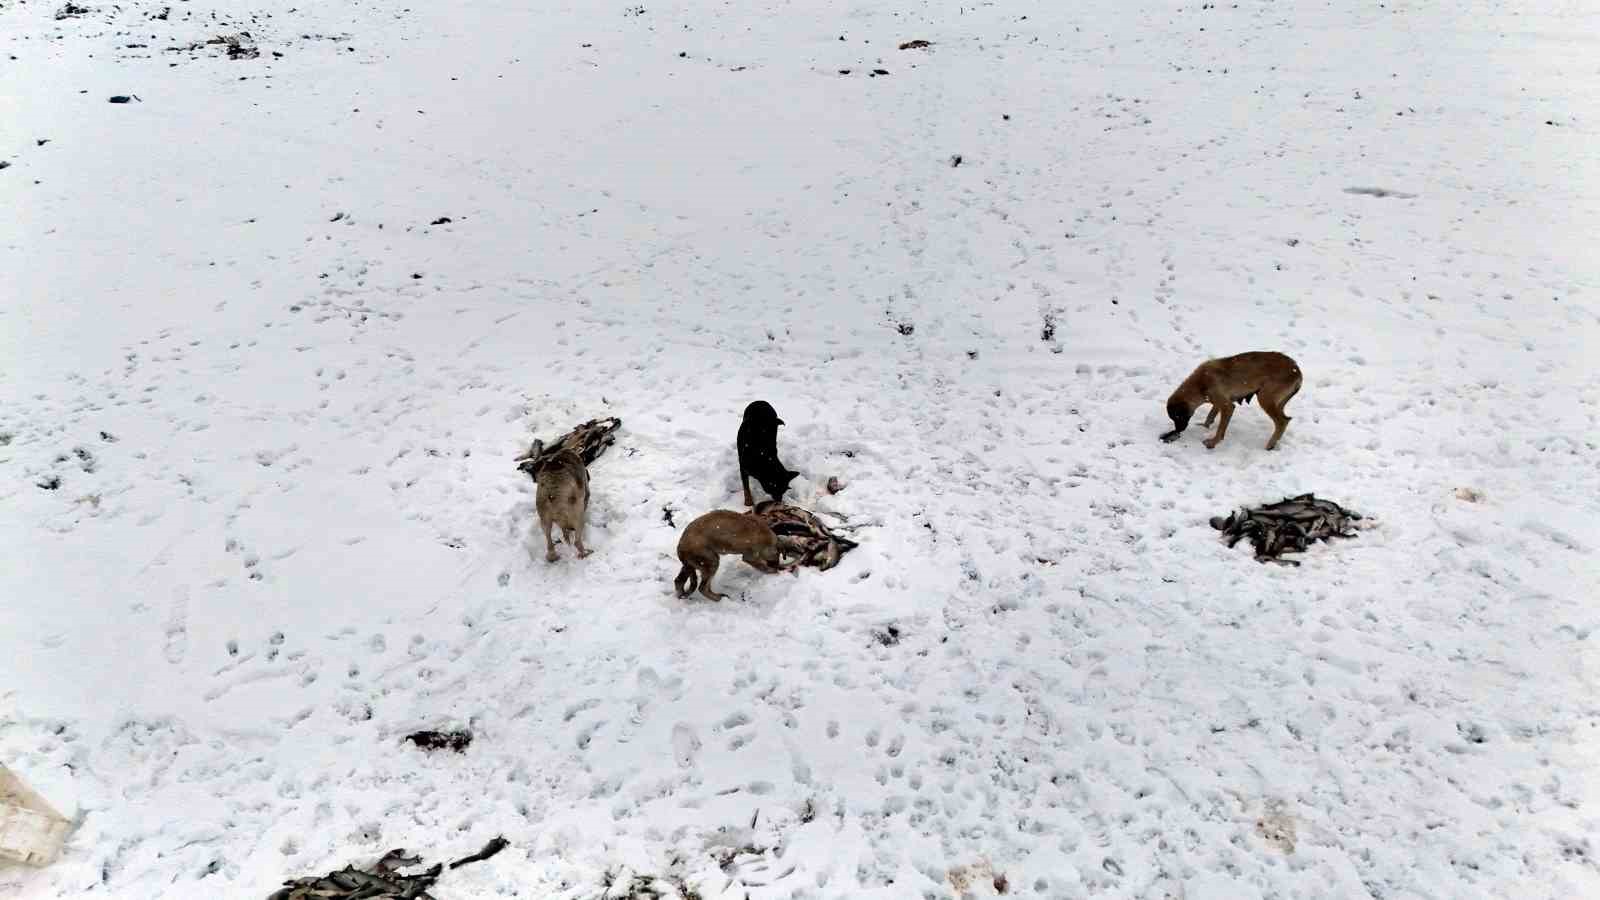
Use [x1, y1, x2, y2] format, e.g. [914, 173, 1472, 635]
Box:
[742, 400, 784, 428]
[755, 540, 785, 571]
[514, 439, 546, 479]
[759, 467, 800, 500]
[1162, 395, 1192, 442]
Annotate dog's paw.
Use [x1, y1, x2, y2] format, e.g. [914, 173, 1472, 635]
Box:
[545, 551, 560, 563]
[1159, 430, 1182, 443]
[1202, 438, 1220, 450]
[576, 548, 594, 558]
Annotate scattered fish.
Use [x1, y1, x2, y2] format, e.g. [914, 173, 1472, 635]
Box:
[753, 501, 859, 570]
[1211, 493, 1363, 564]
[515, 416, 623, 478]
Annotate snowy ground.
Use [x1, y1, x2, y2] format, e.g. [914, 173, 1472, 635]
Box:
[3, 0, 1598, 897]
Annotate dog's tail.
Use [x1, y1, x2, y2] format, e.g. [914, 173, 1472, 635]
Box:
[674, 562, 697, 598]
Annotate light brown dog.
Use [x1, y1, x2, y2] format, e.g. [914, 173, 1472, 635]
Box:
[532, 449, 592, 562]
[674, 510, 786, 601]
[1161, 351, 1303, 450]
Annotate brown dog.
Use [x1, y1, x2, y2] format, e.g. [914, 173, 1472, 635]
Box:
[533, 449, 592, 562]
[673, 510, 786, 601]
[1161, 351, 1303, 450]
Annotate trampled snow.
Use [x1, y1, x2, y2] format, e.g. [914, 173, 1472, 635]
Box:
[2, 0, 1597, 897]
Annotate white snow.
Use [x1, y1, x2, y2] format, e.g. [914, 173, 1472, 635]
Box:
[3, 0, 1598, 897]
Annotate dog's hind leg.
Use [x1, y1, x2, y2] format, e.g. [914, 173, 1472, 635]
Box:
[674, 562, 697, 598]
[541, 519, 559, 563]
[741, 468, 754, 508]
[1202, 404, 1219, 428]
[572, 509, 593, 558]
[1203, 401, 1234, 449]
[1261, 394, 1292, 450]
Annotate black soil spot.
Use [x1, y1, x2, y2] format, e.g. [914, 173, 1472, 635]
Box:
[429, 216, 452, 225]
[872, 624, 901, 647]
[405, 729, 472, 753]
[56, 3, 90, 20]
[1344, 186, 1417, 200]
[219, 34, 259, 59]
[37, 475, 62, 491]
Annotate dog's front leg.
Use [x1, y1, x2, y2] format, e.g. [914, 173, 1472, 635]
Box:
[1203, 402, 1234, 449]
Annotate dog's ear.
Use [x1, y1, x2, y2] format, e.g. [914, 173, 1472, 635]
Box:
[776, 417, 785, 427]
[786, 469, 801, 480]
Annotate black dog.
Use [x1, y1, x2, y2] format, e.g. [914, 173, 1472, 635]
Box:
[737, 401, 799, 507]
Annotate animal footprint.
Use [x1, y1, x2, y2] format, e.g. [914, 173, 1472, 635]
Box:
[164, 589, 189, 664]
[671, 723, 701, 768]
[564, 698, 601, 722]
[576, 720, 606, 750]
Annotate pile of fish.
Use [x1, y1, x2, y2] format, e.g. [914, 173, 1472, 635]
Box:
[267, 838, 507, 900]
[515, 416, 622, 478]
[1210, 493, 1363, 564]
[753, 501, 859, 570]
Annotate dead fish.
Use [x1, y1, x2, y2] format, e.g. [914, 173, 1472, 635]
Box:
[515, 416, 622, 477]
[1211, 493, 1362, 563]
[753, 501, 858, 571]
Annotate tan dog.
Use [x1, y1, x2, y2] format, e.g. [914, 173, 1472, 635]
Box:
[532, 449, 592, 562]
[673, 510, 786, 601]
[1161, 351, 1302, 450]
